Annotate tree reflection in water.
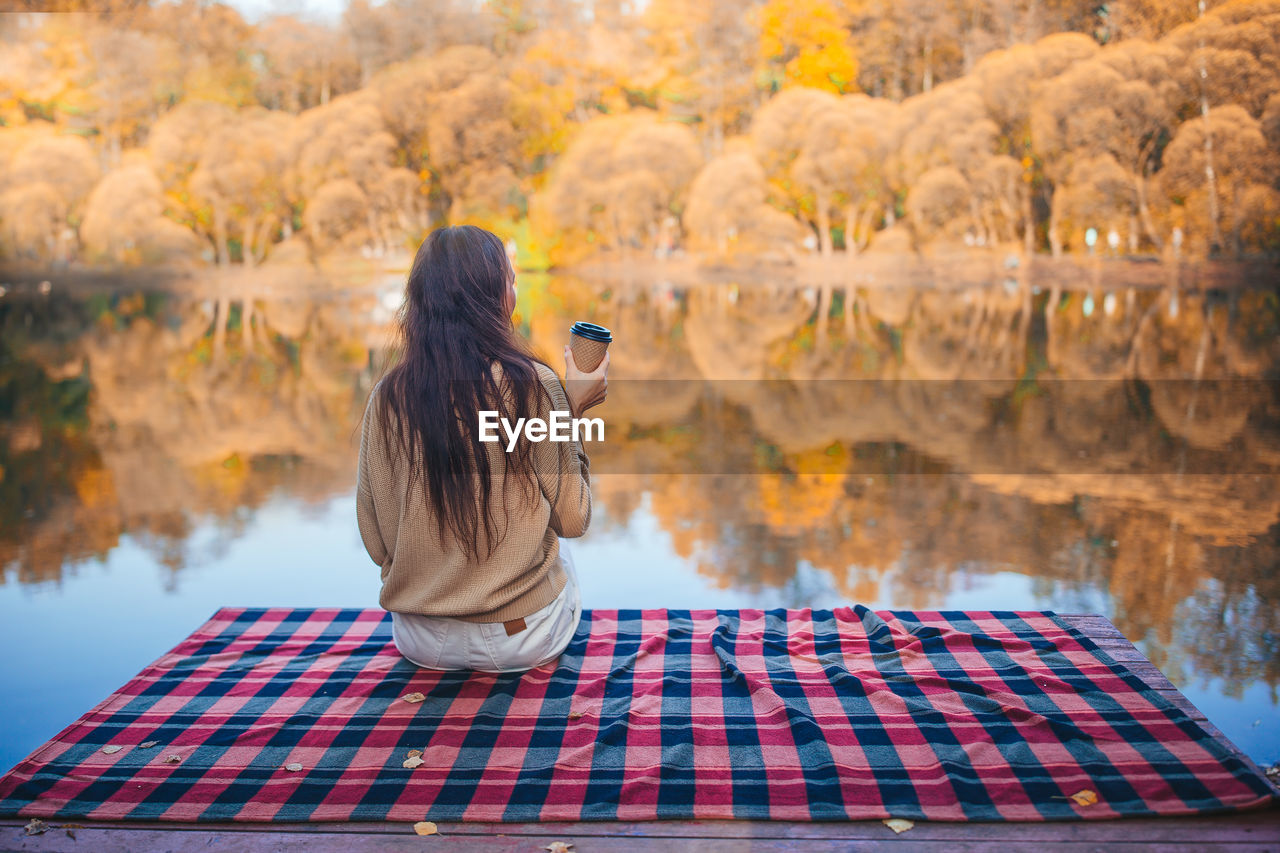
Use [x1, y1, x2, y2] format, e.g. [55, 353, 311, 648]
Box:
[0, 274, 1275, 709]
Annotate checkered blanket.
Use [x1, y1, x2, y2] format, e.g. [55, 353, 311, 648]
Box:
[0, 607, 1272, 822]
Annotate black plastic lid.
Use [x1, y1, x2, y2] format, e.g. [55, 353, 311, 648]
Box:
[570, 321, 612, 342]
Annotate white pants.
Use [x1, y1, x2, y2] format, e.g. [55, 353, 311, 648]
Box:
[390, 540, 582, 673]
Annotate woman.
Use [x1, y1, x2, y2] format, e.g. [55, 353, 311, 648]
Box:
[355, 225, 608, 673]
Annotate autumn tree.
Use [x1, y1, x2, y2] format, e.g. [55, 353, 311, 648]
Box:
[1161, 105, 1279, 256]
[252, 16, 360, 112]
[190, 108, 296, 267]
[1104, 0, 1204, 41]
[751, 86, 844, 250]
[848, 0, 1099, 100]
[343, 0, 500, 85]
[821, 94, 900, 254]
[1031, 40, 1184, 255]
[896, 79, 1007, 246]
[0, 16, 98, 131]
[792, 100, 861, 256]
[968, 34, 1098, 246]
[86, 26, 182, 167]
[907, 165, 970, 240]
[426, 65, 523, 224]
[540, 112, 702, 259]
[683, 139, 805, 256]
[291, 92, 423, 254]
[369, 47, 521, 226]
[1165, 0, 1280, 119]
[80, 159, 200, 265]
[0, 133, 99, 263]
[140, 0, 257, 105]
[757, 0, 859, 94]
[640, 0, 762, 150]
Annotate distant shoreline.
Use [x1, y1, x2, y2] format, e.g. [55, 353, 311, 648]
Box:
[0, 249, 1275, 297]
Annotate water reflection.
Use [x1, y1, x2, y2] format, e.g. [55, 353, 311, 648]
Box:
[0, 272, 1276, 756]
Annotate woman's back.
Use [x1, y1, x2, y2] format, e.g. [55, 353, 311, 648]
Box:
[356, 360, 591, 624]
[355, 224, 607, 672]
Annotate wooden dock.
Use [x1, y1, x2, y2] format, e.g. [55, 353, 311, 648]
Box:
[4, 615, 1277, 851]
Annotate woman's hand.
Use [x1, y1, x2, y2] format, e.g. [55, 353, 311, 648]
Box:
[563, 346, 608, 419]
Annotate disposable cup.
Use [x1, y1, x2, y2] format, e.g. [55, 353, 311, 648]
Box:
[568, 321, 612, 372]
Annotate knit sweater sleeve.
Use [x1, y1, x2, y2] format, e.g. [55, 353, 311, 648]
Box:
[533, 363, 592, 538]
[356, 383, 390, 568]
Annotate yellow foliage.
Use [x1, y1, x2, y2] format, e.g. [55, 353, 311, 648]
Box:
[756, 446, 848, 533]
[510, 73, 576, 163]
[758, 0, 859, 94]
[73, 465, 117, 508]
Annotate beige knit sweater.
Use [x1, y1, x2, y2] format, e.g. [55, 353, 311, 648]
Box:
[356, 362, 591, 622]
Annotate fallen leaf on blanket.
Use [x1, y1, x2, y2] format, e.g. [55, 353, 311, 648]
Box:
[568, 711, 583, 720]
[101, 744, 123, 754]
[23, 819, 49, 836]
[542, 843, 574, 853]
[413, 821, 438, 836]
[406, 749, 422, 758]
[882, 818, 914, 834]
[139, 740, 158, 749]
[402, 692, 426, 704]
[164, 754, 182, 763]
[284, 763, 304, 772]
[403, 755, 425, 769]
[1070, 789, 1098, 806]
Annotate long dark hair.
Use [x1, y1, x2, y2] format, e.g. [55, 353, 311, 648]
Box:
[374, 225, 544, 560]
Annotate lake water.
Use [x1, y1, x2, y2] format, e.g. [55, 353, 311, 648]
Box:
[1, 270, 1276, 776]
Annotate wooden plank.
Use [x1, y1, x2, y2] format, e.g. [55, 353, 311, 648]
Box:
[1154, 689, 1207, 720]
[4, 812, 1278, 848]
[14, 827, 1280, 853]
[5, 811, 1280, 839]
[1058, 614, 1125, 640]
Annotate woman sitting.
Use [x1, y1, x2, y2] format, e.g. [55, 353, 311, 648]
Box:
[356, 225, 608, 672]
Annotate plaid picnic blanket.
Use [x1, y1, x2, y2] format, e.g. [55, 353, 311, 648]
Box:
[0, 607, 1273, 822]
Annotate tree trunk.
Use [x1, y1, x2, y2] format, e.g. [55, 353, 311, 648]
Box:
[923, 33, 934, 93]
[212, 294, 230, 362]
[1196, 7, 1223, 254]
[1135, 170, 1163, 252]
[1230, 183, 1243, 258]
[1044, 281, 1061, 366]
[995, 196, 1017, 243]
[366, 210, 382, 256]
[1047, 188, 1063, 258]
[969, 195, 984, 244]
[817, 193, 833, 257]
[1023, 184, 1035, 256]
[857, 206, 876, 250]
[242, 299, 255, 351]
[982, 207, 997, 247]
[255, 217, 274, 264]
[844, 204, 858, 260]
[213, 204, 230, 268]
[817, 283, 833, 349]
[242, 216, 258, 268]
[891, 43, 905, 101]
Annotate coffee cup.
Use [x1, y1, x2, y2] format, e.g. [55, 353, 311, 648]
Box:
[569, 321, 612, 372]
